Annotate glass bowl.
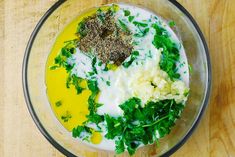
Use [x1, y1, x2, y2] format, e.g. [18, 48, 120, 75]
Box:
[22, 0, 211, 156]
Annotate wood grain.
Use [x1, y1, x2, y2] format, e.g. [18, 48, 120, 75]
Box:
[0, 0, 5, 156]
[209, 1, 235, 156]
[1, 0, 235, 157]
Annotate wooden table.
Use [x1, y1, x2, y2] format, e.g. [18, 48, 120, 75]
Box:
[0, 0, 234, 156]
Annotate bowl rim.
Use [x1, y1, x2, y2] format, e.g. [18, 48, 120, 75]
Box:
[22, 0, 211, 156]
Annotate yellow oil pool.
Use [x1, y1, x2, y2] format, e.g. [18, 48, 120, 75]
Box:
[45, 8, 103, 144]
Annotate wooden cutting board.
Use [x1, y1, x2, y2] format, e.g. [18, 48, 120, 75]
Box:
[0, 0, 234, 156]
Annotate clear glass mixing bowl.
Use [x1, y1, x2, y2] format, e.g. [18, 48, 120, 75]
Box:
[23, 0, 211, 156]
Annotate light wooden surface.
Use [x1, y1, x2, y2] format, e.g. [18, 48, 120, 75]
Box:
[1, 0, 235, 156]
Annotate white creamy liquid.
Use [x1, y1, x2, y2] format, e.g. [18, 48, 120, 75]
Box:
[68, 3, 190, 151]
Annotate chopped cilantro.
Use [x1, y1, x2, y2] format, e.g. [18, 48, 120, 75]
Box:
[133, 21, 148, 27]
[118, 19, 130, 33]
[103, 65, 109, 71]
[72, 96, 184, 155]
[87, 80, 99, 93]
[168, 20, 176, 27]
[134, 27, 149, 37]
[55, 101, 62, 107]
[98, 61, 102, 66]
[115, 138, 125, 154]
[124, 10, 131, 16]
[184, 89, 190, 97]
[106, 81, 111, 86]
[132, 40, 139, 45]
[66, 74, 85, 94]
[103, 98, 184, 155]
[72, 125, 92, 141]
[133, 21, 149, 37]
[86, 113, 104, 126]
[188, 64, 193, 74]
[72, 79, 104, 141]
[122, 51, 139, 68]
[51, 39, 77, 73]
[50, 65, 59, 70]
[97, 8, 105, 23]
[108, 4, 119, 14]
[61, 111, 72, 122]
[128, 16, 135, 22]
[147, 50, 152, 58]
[86, 80, 103, 119]
[77, 20, 87, 37]
[104, 114, 124, 139]
[91, 57, 98, 74]
[152, 23, 180, 80]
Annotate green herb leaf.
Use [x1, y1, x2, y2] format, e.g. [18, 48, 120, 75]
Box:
[134, 28, 149, 37]
[86, 113, 104, 126]
[188, 64, 193, 74]
[126, 142, 140, 155]
[51, 39, 77, 73]
[118, 20, 130, 33]
[77, 20, 87, 37]
[168, 20, 176, 27]
[66, 75, 85, 94]
[152, 23, 180, 80]
[55, 101, 62, 107]
[128, 16, 135, 22]
[115, 138, 125, 154]
[97, 8, 105, 23]
[72, 125, 92, 141]
[119, 97, 141, 114]
[87, 79, 102, 116]
[61, 111, 72, 122]
[72, 126, 85, 138]
[124, 10, 131, 16]
[133, 21, 148, 27]
[106, 81, 111, 86]
[91, 57, 98, 74]
[50, 65, 59, 70]
[104, 114, 124, 139]
[87, 80, 99, 93]
[122, 51, 139, 68]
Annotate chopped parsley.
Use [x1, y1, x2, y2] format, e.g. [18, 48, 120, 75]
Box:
[128, 16, 135, 22]
[52, 40, 77, 72]
[104, 97, 184, 155]
[77, 20, 87, 37]
[106, 81, 111, 86]
[72, 79, 104, 141]
[134, 27, 149, 37]
[168, 20, 176, 27]
[124, 10, 131, 16]
[66, 74, 85, 94]
[61, 111, 72, 122]
[72, 125, 92, 141]
[122, 51, 139, 68]
[133, 21, 149, 37]
[152, 23, 180, 80]
[188, 64, 193, 74]
[50, 65, 59, 70]
[73, 96, 184, 155]
[118, 19, 130, 33]
[55, 101, 62, 107]
[97, 8, 105, 23]
[87, 80, 102, 115]
[86, 113, 104, 127]
[133, 21, 148, 27]
[50, 40, 86, 94]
